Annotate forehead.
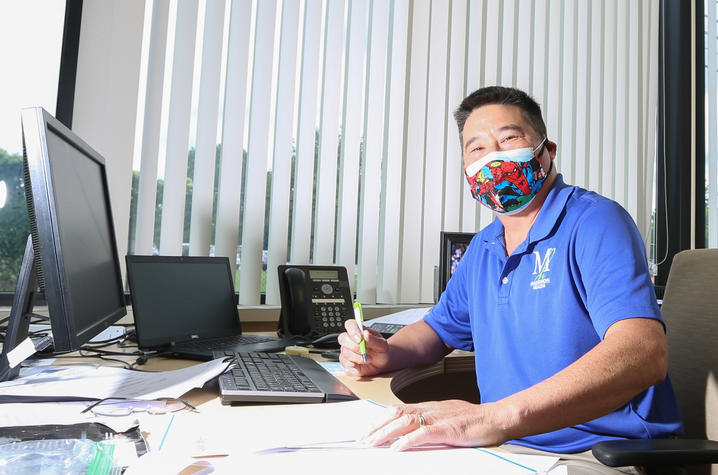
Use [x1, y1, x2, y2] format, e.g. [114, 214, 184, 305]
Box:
[463, 104, 536, 140]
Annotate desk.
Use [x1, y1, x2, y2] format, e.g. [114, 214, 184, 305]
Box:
[0, 301, 484, 471]
[0, 314, 480, 469]
[126, 351, 475, 472]
[136, 349, 405, 407]
[0, 307, 474, 409]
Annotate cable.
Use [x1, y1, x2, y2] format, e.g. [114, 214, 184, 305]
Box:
[79, 347, 145, 357]
[310, 333, 340, 345]
[0, 313, 48, 327]
[78, 350, 134, 370]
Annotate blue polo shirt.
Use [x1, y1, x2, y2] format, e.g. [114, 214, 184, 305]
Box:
[424, 174, 682, 453]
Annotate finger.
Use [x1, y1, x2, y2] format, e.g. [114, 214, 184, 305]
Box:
[340, 359, 361, 376]
[340, 327, 381, 365]
[341, 359, 377, 377]
[338, 334, 365, 360]
[339, 343, 377, 374]
[363, 405, 402, 435]
[362, 404, 428, 438]
[339, 345, 366, 366]
[337, 331, 356, 350]
[344, 319, 362, 343]
[362, 412, 424, 447]
[391, 426, 437, 451]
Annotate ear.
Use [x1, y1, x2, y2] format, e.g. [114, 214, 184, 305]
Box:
[545, 140, 557, 160]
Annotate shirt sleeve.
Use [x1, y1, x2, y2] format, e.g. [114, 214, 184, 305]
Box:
[574, 199, 662, 339]
[423, 239, 475, 351]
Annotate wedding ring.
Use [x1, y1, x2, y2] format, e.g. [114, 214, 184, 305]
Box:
[418, 414, 426, 426]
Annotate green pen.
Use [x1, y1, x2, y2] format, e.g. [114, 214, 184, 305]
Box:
[353, 301, 367, 363]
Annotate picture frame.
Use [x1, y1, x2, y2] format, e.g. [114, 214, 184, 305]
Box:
[437, 232, 475, 301]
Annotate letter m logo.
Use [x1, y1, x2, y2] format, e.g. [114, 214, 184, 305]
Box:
[533, 248, 556, 280]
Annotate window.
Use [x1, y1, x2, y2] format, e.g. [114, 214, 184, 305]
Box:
[704, 0, 718, 247]
[0, 1, 65, 295]
[79, 0, 661, 306]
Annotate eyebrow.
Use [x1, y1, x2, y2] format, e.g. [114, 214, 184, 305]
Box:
[463, 124, 526, 153]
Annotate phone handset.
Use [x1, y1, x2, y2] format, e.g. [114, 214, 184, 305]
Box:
[283, 267, 311, 336]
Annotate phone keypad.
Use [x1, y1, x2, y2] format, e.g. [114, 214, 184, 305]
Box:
[311, 280, 350, 332]
[314, 305, 348, 330]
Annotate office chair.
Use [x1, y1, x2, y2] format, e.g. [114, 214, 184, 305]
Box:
[592, 249, 718, 474]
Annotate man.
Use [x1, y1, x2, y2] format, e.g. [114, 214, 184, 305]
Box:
[338, 86, 682, 473]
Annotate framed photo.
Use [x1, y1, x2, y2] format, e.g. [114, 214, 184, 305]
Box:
[438, 232, 475, 300]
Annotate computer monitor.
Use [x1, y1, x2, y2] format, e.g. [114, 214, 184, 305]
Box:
[0, 107, 126, 381]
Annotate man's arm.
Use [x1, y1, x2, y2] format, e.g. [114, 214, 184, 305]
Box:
[499, 317, 667, 440]
[361, 317, 668, 450]
[338, 319, 452, 377]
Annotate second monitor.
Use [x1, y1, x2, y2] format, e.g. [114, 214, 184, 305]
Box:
[1, 107, 127, 381]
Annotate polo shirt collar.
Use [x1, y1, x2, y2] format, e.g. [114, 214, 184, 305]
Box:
[481, 174, 574, 256]
[527, 173, 573, 243]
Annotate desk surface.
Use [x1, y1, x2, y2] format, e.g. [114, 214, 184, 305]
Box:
[1, 312, 479, 471]
[134, 348, 404, 408]
[0, 310, 474, 409]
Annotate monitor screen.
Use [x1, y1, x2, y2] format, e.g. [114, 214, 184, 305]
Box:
[43, 126, 125, 337]
[126, 256, 240, 348]
[1, 107, 126, 371]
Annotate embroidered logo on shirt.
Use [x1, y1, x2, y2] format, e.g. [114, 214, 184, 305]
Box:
[531, 248, 556, 289]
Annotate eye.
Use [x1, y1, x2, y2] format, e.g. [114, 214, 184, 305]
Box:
[500, 135, 519, 143]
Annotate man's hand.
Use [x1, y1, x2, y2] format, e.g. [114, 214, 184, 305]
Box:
[338, 319, 391, 376]
[339, 319, 452, 377]
[360, 400, 513, 451]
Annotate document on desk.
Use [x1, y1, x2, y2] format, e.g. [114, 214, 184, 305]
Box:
[367, 307, 430, 325]
[0, 358, 229, 402]
[159, 399, 561, 474]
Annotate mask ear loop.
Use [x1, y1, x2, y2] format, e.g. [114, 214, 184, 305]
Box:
[534, 137, 553, 176]
[533, 137, 548, 156]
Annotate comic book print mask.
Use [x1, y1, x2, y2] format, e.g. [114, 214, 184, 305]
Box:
[464, 138, 551, 215]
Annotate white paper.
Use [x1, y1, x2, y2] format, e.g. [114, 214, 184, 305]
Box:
[0, 394, 562, 474]
[0, 358, 229, 401]
[158, 399, 559, 474]
[367, 307, 431, 326]
[317, 361, 344, 375]
[241, 446, 559, 475]
[6, 337, 35, 368]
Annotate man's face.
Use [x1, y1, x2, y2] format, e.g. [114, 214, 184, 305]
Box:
[461, 104, 553, 172]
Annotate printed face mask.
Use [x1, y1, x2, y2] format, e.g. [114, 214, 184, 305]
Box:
[464, 138, 551, 215]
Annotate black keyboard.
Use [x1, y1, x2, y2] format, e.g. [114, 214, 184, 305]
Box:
[225, 352, 320, 393]
[179, 334, 276, 350]
[215, 351, 357, 404]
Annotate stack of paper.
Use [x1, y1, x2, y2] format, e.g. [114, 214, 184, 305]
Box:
[0, 358, 229, 402]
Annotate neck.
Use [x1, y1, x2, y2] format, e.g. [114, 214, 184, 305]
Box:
[497, 172, 557, 254]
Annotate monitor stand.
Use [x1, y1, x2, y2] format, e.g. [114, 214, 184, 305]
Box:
[0, 236, 39, 381]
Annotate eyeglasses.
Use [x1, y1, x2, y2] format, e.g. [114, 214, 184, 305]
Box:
[81, 397, 198, 417]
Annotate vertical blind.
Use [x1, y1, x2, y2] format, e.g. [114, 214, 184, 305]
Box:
[706, 0, 718, 248]
[131, 0, 660, 305]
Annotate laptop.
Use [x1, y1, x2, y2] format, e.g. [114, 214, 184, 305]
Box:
[126, 255, 294, 360]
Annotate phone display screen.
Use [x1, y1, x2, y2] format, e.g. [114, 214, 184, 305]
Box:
[309, 269, 339, 280]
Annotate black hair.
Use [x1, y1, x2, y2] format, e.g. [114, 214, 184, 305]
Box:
[453, 86, 547, 145]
